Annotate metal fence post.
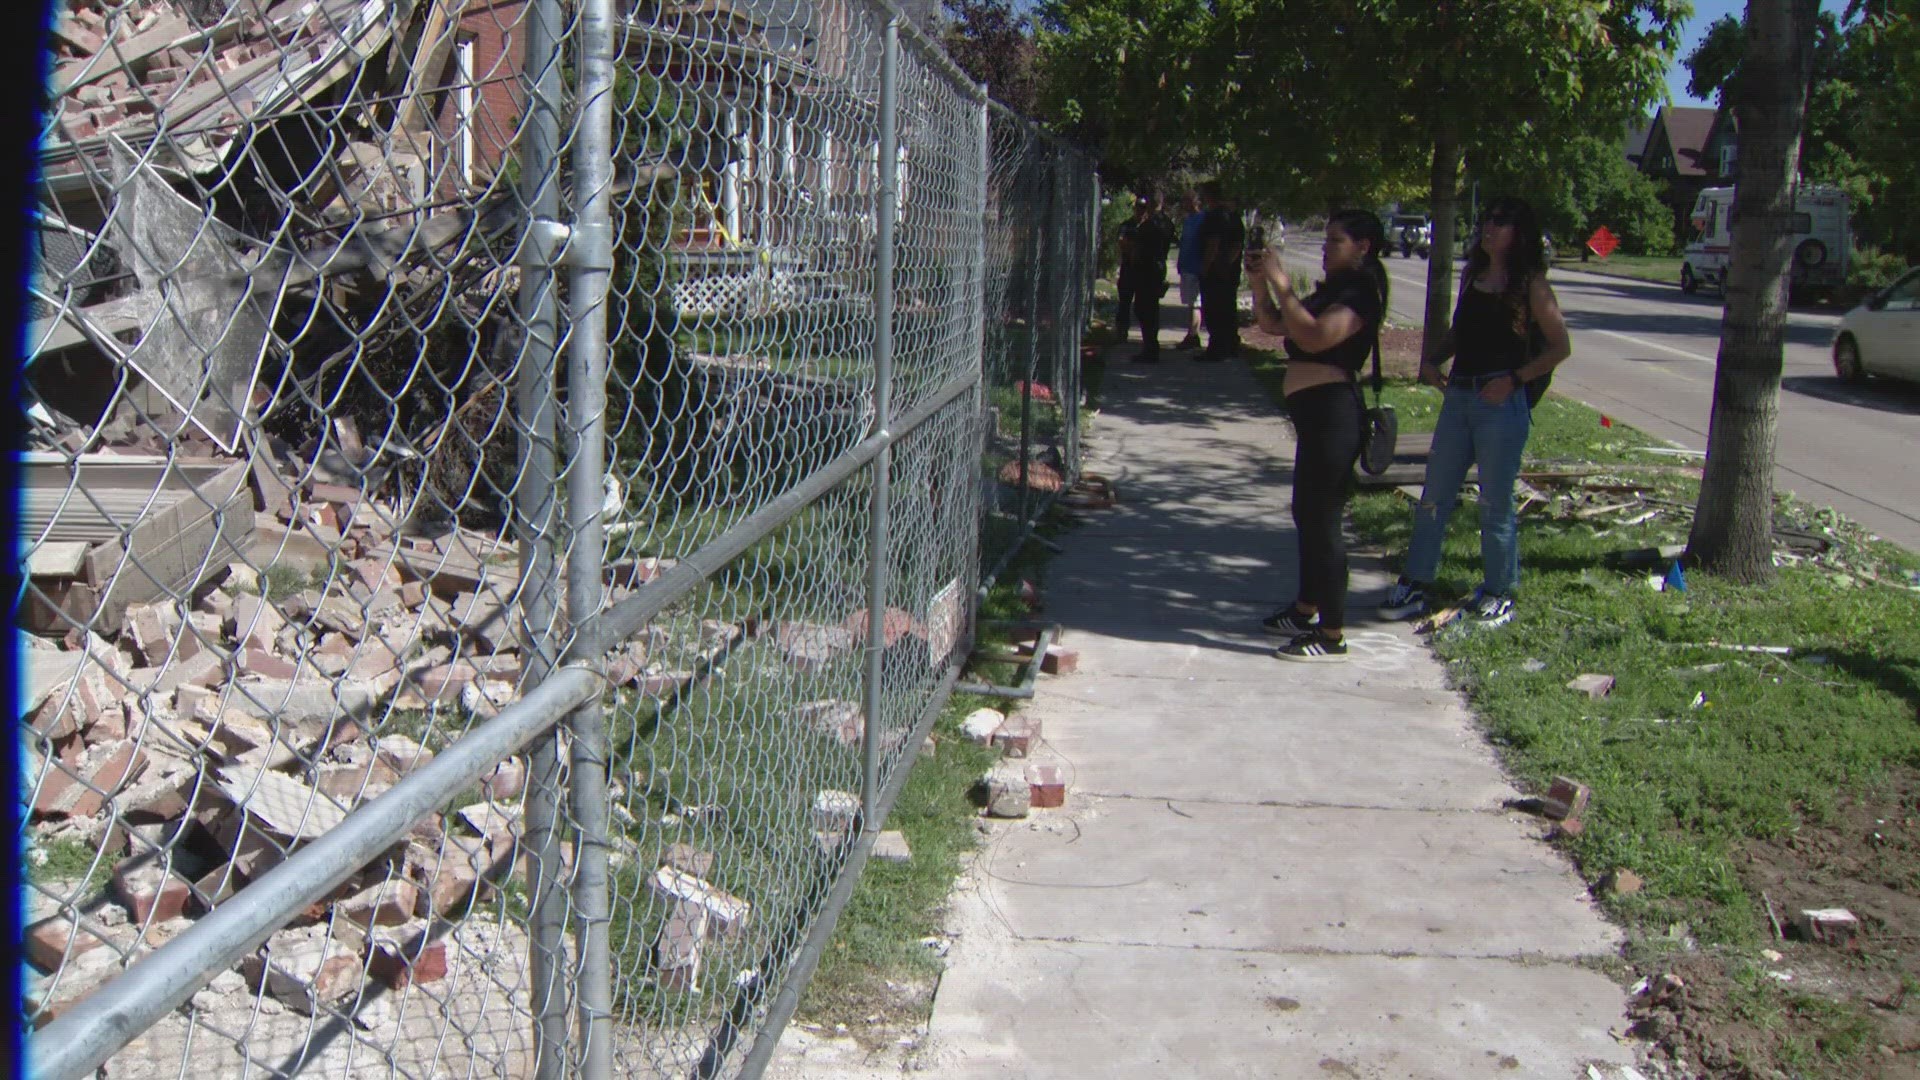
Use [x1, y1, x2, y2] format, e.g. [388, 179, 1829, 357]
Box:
[511, 0, 572, 1071]
[1017, 158, 1039, 530]
[973, 92, 989, 421]
[861, 17, 900, 825]
[564, 0, 618, 1074]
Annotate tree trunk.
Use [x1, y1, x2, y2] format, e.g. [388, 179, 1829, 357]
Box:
[1686, 0, 1822, 583]
[1421, 127, 1462, 361]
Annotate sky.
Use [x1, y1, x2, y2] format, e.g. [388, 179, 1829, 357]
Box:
[1665, 0, 1854, 106]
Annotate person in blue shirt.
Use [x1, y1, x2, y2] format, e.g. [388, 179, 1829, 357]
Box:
[1175, 191, 1207, 351]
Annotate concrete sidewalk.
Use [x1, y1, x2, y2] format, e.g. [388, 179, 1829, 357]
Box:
[776, 339, 1641, 1078]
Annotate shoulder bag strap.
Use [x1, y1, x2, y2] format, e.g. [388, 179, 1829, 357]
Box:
[1367, 279, 1386, 404]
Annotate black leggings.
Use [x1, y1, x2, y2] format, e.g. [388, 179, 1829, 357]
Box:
[1286, 382, 1363, 632]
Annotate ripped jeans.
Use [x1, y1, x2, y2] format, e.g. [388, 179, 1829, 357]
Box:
[1402, 388, 1532, 597]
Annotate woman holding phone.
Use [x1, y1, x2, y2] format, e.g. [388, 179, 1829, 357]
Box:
[1244, 208, 1389, 662]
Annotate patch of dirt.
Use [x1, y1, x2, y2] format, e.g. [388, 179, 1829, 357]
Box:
[1243, 325, 1423, 380]
[1626, 775, 1920, 1078]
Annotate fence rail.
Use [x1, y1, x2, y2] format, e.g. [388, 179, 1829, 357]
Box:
[18, 0, 1093, 1076]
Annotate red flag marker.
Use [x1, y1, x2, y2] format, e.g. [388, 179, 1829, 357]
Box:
[1601, 415, 1613, 428]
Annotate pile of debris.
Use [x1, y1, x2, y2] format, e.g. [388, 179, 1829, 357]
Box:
[47, 0, 411, 167]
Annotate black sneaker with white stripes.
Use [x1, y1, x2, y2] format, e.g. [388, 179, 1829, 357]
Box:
[1272, 631, 1348, 663]
[1260, 606, 1318, 637]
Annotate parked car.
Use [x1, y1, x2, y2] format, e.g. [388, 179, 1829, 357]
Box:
[1389, 214, 1430, 259]
[1832, 266, 1920, 383]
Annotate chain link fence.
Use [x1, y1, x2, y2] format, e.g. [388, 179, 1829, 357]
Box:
[18, 0, 1092, 1076]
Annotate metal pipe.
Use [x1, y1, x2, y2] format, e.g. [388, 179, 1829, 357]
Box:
[860, 17, 900, 824]
[25, 669, 603, 1080]
[508, 0, 572, 1070]
[955, 622, 1059, 700]
[565, 0, 619, 1071]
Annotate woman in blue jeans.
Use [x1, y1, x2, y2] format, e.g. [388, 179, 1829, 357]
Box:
[1379, 197, 1571, 628]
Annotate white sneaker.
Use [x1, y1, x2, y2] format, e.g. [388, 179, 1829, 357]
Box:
[1467, 590, 1515, 628]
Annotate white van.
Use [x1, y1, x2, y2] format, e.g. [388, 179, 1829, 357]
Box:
[1681, 184, 1850, 297]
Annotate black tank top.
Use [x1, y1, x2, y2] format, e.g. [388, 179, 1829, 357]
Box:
[1451, 280, 1532, 378]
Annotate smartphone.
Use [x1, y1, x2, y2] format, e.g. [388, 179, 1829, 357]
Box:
[1244, 211, 1266, 253]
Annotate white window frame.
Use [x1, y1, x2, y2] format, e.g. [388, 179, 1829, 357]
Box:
[454, 38, 476, 188]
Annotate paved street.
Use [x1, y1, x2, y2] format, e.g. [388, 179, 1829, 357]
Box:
[1282, 238, 1920, 552]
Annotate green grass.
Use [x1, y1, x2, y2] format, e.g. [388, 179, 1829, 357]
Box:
[797, 505, 1072, 1027]
[27, 835, 122, 896]
[797, 691, 1008, 1024]
[1251, 352, 1920, 1072]
[1339, 394, 1920, 946]
[1553, 253, 1684, 286]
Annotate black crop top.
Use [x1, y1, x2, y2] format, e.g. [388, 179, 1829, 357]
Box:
[1283, 268, 1384, 376]
[1450, 277, 1534, 378]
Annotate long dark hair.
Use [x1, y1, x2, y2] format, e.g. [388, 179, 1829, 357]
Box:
[1327, 207, 1389, 310]
[1466, 195, 1546, 334]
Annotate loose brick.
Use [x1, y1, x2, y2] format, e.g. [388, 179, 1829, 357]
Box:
[1797, 908, 1861, 948]
[1026, 764, 1066, 809]
[404, 840, 484, 917]
[1039, 644, 1079, 676]
[794, 699, 864, 746]
[648, 866, 751, 935]
[124, 603, 178, 666]
[1602, 868, 1645, 896]
[1542, 776, 1591, 821]
[478, 756, 525, 800]
[239, 648, 299, 680]
[112, 862, 196, 924]
[961, 708, 1005, 744]
[229, 594, 287, 654]
[871, 830, 912, 863]
[1553, 817, 1586, 839]
[25, 917, 105, 973]
[375, 734, 434, 776]
[337, 878, 422, 927]
[244, 926, 364, 1014]
[772, 622, 855, 672]
[653, 899, 708, 992]
[179, 612, 223, 659]
[36, 740, 149, 819]
[984, 766, 1030, 818]
[1565, 673, 1615, 699]
[813, 789, 860, 834]
[637, 670, 693, 696]
[313, 759, 399, 805]
[367, 924, 447, 989]
[198, 587, 236, 622]
[154, 649, 226, 693]
[841, 607, 925, 647]
[992, 715, 1041, 758]
[407, 661, 478, 701]
[663, 843, 715, 879]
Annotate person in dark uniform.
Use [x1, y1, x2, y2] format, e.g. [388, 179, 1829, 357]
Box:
[1195, 183, 1245, 361]
[1117, 195, 1175, 362]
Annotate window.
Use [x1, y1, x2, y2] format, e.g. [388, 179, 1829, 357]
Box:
[1719, 143, 1737, 176]
[1885, 270, 1920, 311]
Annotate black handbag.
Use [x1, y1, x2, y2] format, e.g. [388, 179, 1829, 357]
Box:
[1358, 300, 1397, 476]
